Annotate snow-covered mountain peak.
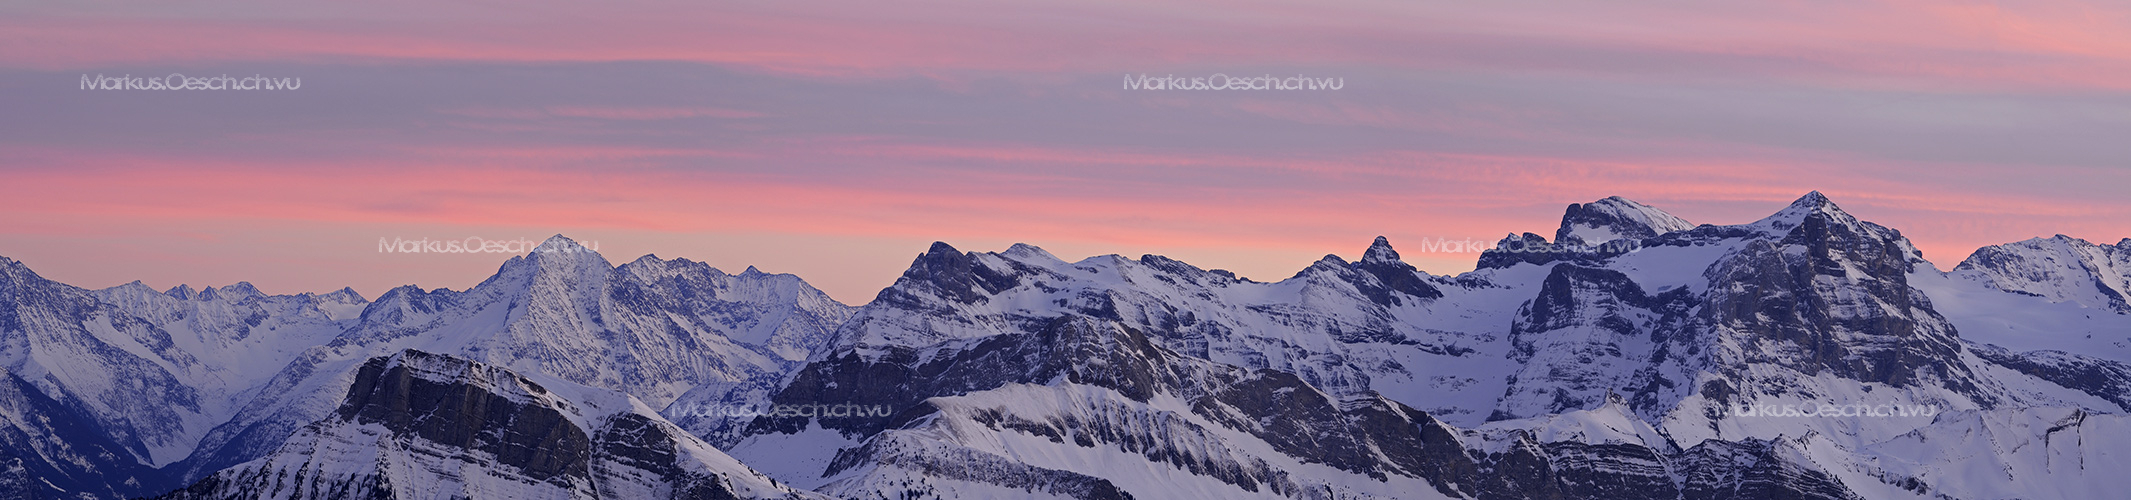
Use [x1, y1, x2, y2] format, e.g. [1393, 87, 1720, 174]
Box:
[0, 255, 57, 289]
[1555, 196, 1695, 245]
[525, 234, 607, 266]
[314, 286, 365, 304]
[1362, 235, 1401, 263]
[878, 241, 1020, 307]
[109, 280, 158, 295]
[1952, 234, 2131, 313]
[1750, 191, 1857, 233]
[483, 234, 614, 303]
[195, 282, 264, 302]
[163, 284, 196, 300]
[0, 255, 33, 283]
[1306, 252, 1351, 270]
[1002, 242, 1063, 264]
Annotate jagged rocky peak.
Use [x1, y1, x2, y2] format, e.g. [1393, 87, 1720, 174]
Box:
[152, 282, 271, 302]
[879, 241, 1025, 306]
[1954, 234, 2131, 313]
[1350, 236, 1443, 304]
[107, 279, 158, 295]
[1749, 191, 1882, 238]
[195, 282, 265, 302]
[1555, 196, 1695, 245]
[0, 256, 71, 303]
[0, 254, 39, 283]
[1288, 237, 1444, 306]
[313, 286, 366, 304]
[1698, 191, 1970, 390]
[1362, 235, 1400, 263]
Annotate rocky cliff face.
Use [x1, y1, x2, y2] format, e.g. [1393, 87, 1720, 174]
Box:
[166, 237, 854, 488]
[5, 193, 2131, 499]
[155, 350, 815, 500]
[722, 192, 2131, 499]
[731, 314, 1867, 500]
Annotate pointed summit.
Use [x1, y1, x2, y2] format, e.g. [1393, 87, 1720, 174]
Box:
[532, 234, 598, 256]
[513, 234, 610, 269]
[890, 241, 997, 306]
[165, 284, 198, 300]
[317, 286, 367, 304]
[204, 282, 265, 301]
[924, 241, 961, 257]
[479, 234, 615, 311]
[1751, 191, 1858, 233]
[1348, 236, 1443, 304]
[1555, 196, 1694, 245]
[0, 255, 56, 288]
[1362, 236, 1401, 264]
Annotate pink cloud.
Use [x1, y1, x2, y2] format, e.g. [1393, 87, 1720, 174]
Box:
[12, 0, 2131, 90]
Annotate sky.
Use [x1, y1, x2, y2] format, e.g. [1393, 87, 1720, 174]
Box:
[4, 0, 2130, 304]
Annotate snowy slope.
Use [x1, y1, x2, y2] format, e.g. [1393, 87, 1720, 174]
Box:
[0, 365, 164, 499]
[730, 192, 2131, 499]
[155, 349, 818, 500]
[1951, 235, 2131, 314]
[823, 236, 1531, 428]
[8, 193, 2131, 499]
[168, 236, 855, 487]
[741, 315, 1480, 499]
[0, 256, 371, 482]
[1858, 407, 2131, 500]
[1908, 268, 2131, 363]
[1554, 196, 1698, 245]
[736, 314, 1876, 500]
[90, 282, 363, 444]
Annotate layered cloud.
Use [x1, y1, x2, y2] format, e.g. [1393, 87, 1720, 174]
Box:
[3, 0, 2127, 301]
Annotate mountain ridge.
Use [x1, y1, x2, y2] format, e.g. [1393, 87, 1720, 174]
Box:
[2, 193, 2128, 499]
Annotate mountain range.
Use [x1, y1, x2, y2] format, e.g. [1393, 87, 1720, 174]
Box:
[2, 192, 2127, 499]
